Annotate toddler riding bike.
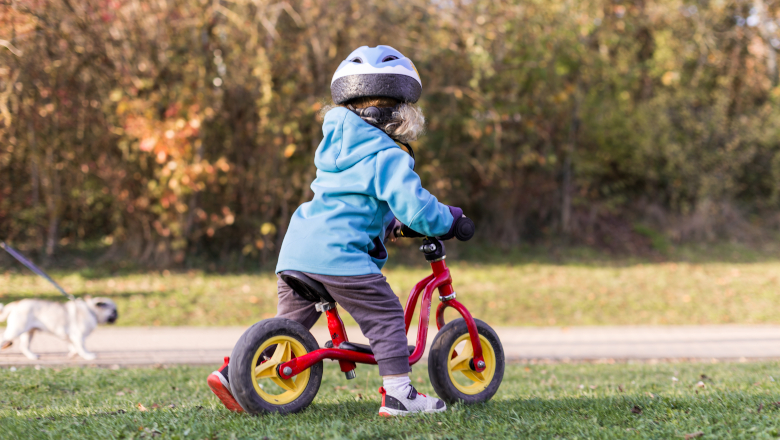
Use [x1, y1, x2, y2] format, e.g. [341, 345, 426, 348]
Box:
[207, 45, 504, 416]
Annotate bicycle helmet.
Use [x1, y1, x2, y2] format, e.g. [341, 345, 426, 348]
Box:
[331, 46, 422, 105]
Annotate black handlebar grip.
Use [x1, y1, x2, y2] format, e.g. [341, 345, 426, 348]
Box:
[397, 224, 425, 238]
[454, 217, 476, 241]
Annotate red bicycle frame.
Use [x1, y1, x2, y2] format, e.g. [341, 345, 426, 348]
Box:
[277, 239, 485, 380]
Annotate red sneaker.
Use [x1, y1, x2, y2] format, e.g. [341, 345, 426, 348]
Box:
[207, 356, 244, 412]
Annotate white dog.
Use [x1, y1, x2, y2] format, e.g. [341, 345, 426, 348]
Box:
[0, 296, 118, 360]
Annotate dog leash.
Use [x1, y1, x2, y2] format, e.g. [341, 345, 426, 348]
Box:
[0, 241, 77, 301]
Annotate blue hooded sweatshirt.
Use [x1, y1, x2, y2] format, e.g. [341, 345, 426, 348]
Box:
[275, 107, 454, 276]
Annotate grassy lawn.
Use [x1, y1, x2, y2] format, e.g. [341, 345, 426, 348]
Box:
[1, 361, 778, 439]
[3, 244, 780, 327]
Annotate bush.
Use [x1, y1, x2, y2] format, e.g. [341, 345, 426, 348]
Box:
[2, 0, 780, 264]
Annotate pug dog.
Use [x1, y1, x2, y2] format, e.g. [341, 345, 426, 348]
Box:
[0, 296, 118, 360]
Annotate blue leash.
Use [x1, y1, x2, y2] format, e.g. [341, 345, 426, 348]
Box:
[0, 241, 77, 301]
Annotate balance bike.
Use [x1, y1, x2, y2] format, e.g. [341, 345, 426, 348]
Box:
[228, 219, 505, 414]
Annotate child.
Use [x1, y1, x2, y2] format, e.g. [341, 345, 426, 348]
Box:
[208, 45, 464, 416]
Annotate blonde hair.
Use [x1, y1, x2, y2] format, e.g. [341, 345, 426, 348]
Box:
[320, 96, 426, 143]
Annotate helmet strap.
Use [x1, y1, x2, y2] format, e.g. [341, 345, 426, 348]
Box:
[400, 142, 416, 169]
[347, 104, 397, 125]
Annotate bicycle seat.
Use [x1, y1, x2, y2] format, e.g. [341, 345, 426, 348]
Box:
[279, 270, 336, 304]
[324, 340, 415, 355]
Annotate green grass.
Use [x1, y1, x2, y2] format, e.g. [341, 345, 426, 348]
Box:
[4, 253, 780, 326]
[1, 362, 779, 439]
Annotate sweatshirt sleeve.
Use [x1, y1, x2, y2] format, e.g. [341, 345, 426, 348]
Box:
[374, 148, 454, 237]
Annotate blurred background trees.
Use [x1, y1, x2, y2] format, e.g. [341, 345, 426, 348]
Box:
[3, 0, 780, 266]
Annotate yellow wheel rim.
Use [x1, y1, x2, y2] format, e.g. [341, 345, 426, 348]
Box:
[250, 335, 310, 405]
[446, 333, 496, 395]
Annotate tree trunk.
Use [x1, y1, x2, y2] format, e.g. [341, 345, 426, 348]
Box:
[562, 78, 581, 234]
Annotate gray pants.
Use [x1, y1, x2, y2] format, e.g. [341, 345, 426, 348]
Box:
[276, 273, 411, 376]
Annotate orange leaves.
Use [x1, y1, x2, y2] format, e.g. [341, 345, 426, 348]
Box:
[124, 113, 200, 158]
[139, 137, 157, 152]
[156, 151, 167, 164]
[0, 7, 36, 40]
[221, 207, 235, 225]
[214, 158, 231, 173]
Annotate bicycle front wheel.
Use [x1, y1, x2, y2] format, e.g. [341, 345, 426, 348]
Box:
[428, 318, 504, 404]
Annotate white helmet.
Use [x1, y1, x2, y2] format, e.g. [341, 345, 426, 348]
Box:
[330, 45, 422, 104]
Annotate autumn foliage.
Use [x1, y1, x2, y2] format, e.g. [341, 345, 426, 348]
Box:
[2, 0, 780, 265]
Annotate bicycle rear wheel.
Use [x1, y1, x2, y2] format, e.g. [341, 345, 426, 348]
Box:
[229, 318, 323, 415]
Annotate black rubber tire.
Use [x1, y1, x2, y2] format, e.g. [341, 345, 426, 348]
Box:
[228, 318, 323, 415]
[428, 318, 504, 404]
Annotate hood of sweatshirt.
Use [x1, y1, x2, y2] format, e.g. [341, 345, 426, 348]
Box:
[314, 107, 401, 172]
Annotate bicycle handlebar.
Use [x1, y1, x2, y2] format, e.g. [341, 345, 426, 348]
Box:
[394, 217, 476, 242]
[453, 217, 476, 241]
[396, 224, 425, 238]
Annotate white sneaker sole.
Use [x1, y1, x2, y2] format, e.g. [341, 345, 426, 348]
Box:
[378, 405, 447, 417]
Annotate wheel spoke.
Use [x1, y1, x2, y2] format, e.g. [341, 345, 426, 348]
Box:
[255, 365, 276, 379]
[449, 341, 474, 372]
[254, 360, 276, 378]
[270, 341, 291, 364]
[460, 369, 486, 384]
[254, 341, 291, 379]
[270, 376, 297, 392]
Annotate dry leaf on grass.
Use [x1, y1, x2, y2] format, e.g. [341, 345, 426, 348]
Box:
[685, 432, 704, 439]
[137, 403, 147, 412]
[631, 405, 642, 414]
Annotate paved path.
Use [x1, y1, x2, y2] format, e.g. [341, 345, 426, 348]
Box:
[2, 325, 780, 366]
